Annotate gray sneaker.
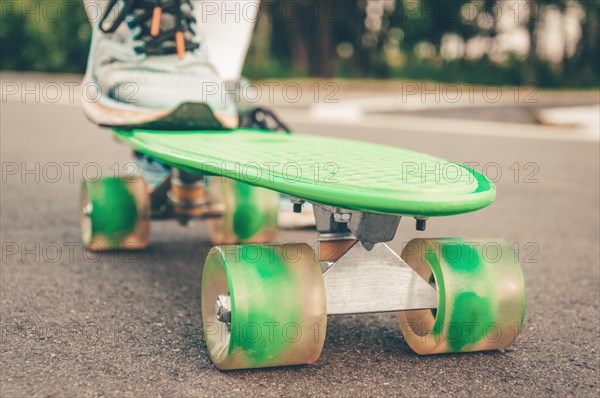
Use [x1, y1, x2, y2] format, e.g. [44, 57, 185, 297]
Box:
[82, 0, 238, 130]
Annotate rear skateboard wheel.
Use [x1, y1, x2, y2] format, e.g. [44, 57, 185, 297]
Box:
[80, 177, 150, 251]
[206, 177, 278, 244]
[398, 238, 526, 354]
[202, 243, 326, 370]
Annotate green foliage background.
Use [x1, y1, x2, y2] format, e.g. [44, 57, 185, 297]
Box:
[1, 0, 598, 87]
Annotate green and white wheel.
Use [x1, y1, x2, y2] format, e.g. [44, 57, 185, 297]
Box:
[202, 243, 326, 370]
[206, 177, 278, 244]
[398, 238, 526, 354]
[80, 176, 150, 251]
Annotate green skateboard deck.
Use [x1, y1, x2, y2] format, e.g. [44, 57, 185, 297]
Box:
[81, 127, 524, 372]
[115, 128, 495, 217]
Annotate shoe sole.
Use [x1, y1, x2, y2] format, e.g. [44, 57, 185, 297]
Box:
[103, 102, 238, 130]
[82, 88, 238, 130]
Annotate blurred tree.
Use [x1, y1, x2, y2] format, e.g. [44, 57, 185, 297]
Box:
[0, 0, 597, 87]
[265, 0, 338, 77]
[572, 0, 599, 85]
[0, 0, 91, 73]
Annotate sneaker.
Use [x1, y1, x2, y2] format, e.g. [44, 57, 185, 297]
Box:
[82, 0, 238, 130]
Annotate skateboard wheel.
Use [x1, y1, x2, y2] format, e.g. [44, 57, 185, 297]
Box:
[398, 238, 526, 354]
[202, 243, 326, 370]
[80, 177, 150, 251]
[206, 177, 278, 244]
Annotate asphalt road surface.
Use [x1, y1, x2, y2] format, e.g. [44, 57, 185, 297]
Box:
[1, 80, 599, 397]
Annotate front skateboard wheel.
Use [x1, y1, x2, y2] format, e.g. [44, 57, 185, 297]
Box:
[202, 243, 326, 370]
[398, 238, 526, 354]
[80, 177, 150, 251]
[206, 177, 278, 244]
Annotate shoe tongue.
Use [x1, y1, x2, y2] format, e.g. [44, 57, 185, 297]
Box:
[130, 9, 175, 32]
[131, 1, 194, 32]
[130, 3, 196, 53]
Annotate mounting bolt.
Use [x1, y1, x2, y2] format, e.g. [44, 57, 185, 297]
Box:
[416, 218, 427, 231]
[83, 202, 93, 217]
[215, 294, 231, 325]
[290, 197, 305, 213]
[334, 212, 351, 223]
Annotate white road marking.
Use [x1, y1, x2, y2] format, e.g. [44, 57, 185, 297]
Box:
[279, 108, 600, 142]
